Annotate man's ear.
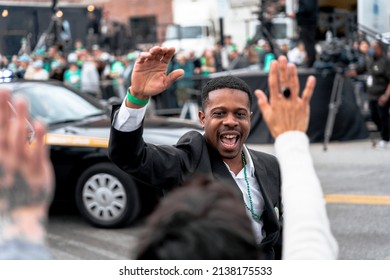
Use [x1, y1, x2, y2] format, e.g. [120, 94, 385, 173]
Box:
[198, 111, 205, 128]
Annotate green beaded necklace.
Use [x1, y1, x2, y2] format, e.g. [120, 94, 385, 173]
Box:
[242, 151, 261, 222]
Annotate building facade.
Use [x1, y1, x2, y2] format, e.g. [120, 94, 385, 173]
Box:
[0, 0, 173, 54]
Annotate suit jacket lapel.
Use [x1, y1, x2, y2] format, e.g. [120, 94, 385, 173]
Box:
[249, 150, 280, 244]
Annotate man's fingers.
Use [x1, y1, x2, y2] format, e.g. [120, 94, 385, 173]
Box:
[166, 69, 184, 86]
[268, 60, 280, 103]
[13, 99, 29, 160]
[277, 56, 288, 91]
[302, 75, 316, 106]
[287, 63, 300, 99]
[136, 47, 175, 67]
[0, 91, 11, 149]
[149, 46, 175, 64]
[161, 47, 176, 64]
[0, 91, 8, 125]
[137, 51, 153, 64]
[31, 121, 47, 175]
[255, 89, 271, 115]
[150, 46, 165, 61]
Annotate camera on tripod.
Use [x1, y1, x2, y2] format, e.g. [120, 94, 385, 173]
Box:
[316, 38, 360, 75]
[34, 0, 71, 53]
[315, 39, 360, 151]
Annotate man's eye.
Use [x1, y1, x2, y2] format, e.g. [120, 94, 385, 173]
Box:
[237, 112, 247, 118]
[213, 112, 224, 117]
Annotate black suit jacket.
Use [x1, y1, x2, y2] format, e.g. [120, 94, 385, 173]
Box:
[109, 116, 283, 259]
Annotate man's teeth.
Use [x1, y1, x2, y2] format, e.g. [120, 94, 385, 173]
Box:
[223, 135, 236, 139]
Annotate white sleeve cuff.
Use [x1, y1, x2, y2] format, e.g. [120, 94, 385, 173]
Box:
[112, 98, 147, 132]
[274, 131, 310, 156]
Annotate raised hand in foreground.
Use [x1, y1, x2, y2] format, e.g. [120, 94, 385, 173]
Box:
[0, 90, 54, 259]
[255, 56, 316, 137]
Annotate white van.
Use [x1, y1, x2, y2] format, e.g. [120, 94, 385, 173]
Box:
[162, 22, 217, 58]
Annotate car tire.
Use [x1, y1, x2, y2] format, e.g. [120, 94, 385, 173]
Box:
[75, 162, 140, 228]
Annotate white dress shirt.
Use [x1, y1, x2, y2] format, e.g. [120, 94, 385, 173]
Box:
[224, 146, 266, 244]
[112, 98, 147, 131]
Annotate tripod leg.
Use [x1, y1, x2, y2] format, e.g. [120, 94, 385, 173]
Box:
[189, 102, 199, 121]
[180, 103, 189, 119]
[323, 73, 344, 151]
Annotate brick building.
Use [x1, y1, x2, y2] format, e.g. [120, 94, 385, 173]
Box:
[100, 0, 173, 47]
[0, 0, 173, 53]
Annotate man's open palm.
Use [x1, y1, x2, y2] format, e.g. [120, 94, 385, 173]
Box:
[131, 46, 184, 97]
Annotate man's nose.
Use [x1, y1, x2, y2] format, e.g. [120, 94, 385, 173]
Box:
[223, 113, 238, 126]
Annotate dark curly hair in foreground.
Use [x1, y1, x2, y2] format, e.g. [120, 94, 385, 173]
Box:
[136, 175, 260, 260]
[201, 76, 253, 110]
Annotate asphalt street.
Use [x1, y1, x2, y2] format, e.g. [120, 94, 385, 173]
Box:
[251, 138, 390, 260]
[47, 138, 390, 260]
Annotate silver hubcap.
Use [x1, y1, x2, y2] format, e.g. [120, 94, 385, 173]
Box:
[82, 173, 127, 222]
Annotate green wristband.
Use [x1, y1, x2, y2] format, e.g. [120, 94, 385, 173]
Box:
[126, 90, 149, 106]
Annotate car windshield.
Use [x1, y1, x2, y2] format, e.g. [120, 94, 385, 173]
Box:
[13, 84, 104, 125]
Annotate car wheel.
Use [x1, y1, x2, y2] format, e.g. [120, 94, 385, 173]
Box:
[75, 162, 140, 228]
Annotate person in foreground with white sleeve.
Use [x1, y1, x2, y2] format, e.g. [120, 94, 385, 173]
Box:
[256, 58, 339, 259]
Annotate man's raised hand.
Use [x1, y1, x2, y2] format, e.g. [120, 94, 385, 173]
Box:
[130, 46, 184, 100]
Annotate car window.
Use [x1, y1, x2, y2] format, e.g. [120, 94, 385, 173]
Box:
[13, 84, 104, 125]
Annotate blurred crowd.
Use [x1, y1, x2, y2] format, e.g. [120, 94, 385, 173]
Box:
[0, 29, 389, 128]
[0, 34, 312, 108]
[0, 40, 140, 100]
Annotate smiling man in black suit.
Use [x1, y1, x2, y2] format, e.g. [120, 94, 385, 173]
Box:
[108, 46, 314, 259]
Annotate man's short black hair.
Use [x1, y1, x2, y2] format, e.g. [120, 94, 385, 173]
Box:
[201, 76, 253, 110]
[136, 175, 261, 260]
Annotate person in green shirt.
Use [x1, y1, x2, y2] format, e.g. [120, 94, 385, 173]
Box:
[63, 62, 81, 90]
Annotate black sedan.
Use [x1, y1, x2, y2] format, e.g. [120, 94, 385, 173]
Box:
[0, 80, 203, 228]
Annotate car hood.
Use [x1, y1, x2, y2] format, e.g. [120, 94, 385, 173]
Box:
[45, 115, 111, 148]
[45, 115, 203, 148]
[49, 115, 111, 137]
